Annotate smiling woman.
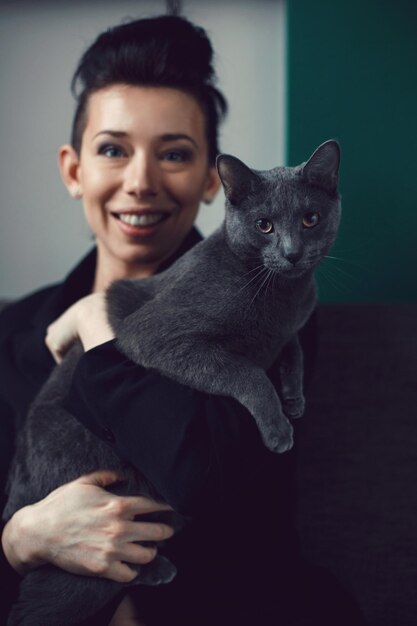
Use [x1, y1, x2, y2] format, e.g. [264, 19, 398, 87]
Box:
[0, 14, 234, 625]
[59, 85, 220, 290]
[0, 11, 365, 626]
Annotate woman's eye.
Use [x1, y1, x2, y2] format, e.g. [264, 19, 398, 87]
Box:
[98, 144, 126, 158]
[302, 212, 320, 228]
[162, 149, 192, 163]
[255, 219, 274, 234]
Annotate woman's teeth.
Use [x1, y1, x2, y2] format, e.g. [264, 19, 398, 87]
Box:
[117, 213, 167, 226]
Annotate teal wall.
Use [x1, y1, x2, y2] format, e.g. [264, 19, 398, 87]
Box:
[287, 0, 417, 302]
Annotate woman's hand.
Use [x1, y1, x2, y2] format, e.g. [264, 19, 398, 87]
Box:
[45, 293, 115, 362]
[1, 470, 174, 582]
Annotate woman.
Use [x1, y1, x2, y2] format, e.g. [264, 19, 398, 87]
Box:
[0, 13, 364, 626]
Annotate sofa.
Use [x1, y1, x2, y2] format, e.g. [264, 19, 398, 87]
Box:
[296, 303, 417, 626]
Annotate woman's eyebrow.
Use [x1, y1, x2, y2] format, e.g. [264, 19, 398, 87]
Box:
[93, 130, 128, 139]
[93, 130, 197, 149]
[160, 133, 198, 148]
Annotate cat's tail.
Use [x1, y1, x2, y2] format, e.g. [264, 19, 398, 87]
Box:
[6, 566, 122, 626]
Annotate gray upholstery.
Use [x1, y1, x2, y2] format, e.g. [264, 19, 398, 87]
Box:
[297, 304, 417, 626]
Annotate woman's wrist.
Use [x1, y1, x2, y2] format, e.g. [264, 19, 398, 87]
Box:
[1, 506, 46, 575]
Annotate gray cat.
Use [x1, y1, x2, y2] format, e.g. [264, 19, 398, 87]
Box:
[108, 139, 341, 453]
[3, 140, 341, 625]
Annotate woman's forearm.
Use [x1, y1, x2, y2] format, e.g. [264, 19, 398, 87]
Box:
[64, 342, 268, 517]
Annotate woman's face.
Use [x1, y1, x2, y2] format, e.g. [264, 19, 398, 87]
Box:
[60, 84, 219, 284]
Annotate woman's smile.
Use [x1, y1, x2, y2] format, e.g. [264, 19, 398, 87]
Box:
[110, 207, 175, 237]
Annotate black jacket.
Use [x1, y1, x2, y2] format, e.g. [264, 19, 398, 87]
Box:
[0, 228, 318, 625]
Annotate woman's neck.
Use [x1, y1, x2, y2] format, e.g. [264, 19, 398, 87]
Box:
[92, 250, 159, 293]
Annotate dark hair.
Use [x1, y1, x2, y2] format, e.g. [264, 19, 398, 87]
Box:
[70, 15, 227, 164]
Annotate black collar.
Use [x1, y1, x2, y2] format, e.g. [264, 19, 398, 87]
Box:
[34, 226, 203, 327]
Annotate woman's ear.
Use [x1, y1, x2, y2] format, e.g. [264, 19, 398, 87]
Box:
[202, 166, 221, 204]
[58, 144, 82, 199]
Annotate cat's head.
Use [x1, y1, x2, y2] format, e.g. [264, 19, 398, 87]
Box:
[217, 140, 341, 279]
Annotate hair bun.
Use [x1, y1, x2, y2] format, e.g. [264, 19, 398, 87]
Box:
[70, 14, 227, 163]
[73, 15, 218, 96]
[131, 15, 216, 84]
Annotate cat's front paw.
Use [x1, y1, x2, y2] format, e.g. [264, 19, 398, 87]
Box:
[265, 419, 294, 454]
[282, 395, 305, 419]
[129, 555, 177, 587]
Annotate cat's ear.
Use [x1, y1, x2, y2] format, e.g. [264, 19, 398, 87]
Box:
[302, 140, 340, 194]
[216, 154, 260, 205]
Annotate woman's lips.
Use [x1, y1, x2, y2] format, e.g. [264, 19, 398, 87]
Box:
[111, 210, 172, 237]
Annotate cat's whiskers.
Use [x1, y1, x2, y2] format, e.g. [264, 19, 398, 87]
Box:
[272, 269, 278, 294]
[306, 251, 325, 265]
[249, 267, 271, 308]
[326, 263, 355, 281]
[316, 263, 352, 296]
[322, 255, 358, 281]
[263, 269, 276, 314]
[237, 264, 267, 295]
[242, 263, 267, 278]
[324, 254, 361, 268]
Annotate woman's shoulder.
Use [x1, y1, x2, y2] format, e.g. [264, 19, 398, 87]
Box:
[0, 283, 61, 339]
[0, 248, 97, 339]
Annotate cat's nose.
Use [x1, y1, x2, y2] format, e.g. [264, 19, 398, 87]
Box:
[284, 250, 303, 265]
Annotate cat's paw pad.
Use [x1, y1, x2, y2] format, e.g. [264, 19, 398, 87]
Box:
[283, 396, 305, 419]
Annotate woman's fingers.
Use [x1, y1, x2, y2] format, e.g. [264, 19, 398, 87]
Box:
[76, 469, 125, 488]
[117, 542, 158, 566]
[76, 470, 174, 518]
[123, 496, 174, 517]
[121, 520, 174, 544]
[4, 472, 176, 582]
[109, 562, 141, 584]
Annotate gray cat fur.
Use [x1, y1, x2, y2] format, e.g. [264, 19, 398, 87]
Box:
[3, 343, 179, 626]
[107, 139, 341, 454]
[3, 140, 341, 625]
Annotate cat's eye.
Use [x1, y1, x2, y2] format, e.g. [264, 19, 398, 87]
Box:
[255, 219, 274, 234]
[302, 212, 320, 228]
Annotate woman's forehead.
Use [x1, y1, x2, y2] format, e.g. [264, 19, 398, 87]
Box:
[84, 84, 206, 142]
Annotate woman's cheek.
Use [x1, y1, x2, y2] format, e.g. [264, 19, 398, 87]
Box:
[179, 176, 206, 206]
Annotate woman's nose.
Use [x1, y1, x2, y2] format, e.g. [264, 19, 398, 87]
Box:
[123, 153, 158, 198]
